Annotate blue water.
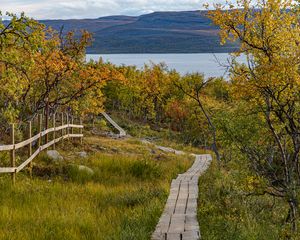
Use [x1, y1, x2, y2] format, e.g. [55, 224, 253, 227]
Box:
[86, 53, 246, 78]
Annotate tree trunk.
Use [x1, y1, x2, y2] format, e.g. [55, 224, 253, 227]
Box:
[288, 197, 298, 233]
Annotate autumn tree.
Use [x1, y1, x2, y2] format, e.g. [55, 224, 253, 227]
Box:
[104, 63, 180, 125]
[0, 12, 45, 124]
[208, 0, 300, 232]
[0, 12, 116, 128]
[27, 29, 112, 121]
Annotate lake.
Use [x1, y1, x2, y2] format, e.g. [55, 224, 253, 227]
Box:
[86, 53, 246, 78]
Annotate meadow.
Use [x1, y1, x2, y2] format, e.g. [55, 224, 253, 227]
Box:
[0, 132, 194, 240]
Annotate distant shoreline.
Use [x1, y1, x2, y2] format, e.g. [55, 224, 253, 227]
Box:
[86, 53, 245, 77]
[86, 51, 236, 55]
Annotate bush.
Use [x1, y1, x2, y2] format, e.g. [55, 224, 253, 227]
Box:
[129, 159, 162, 180]
[66, 164, 94, 184]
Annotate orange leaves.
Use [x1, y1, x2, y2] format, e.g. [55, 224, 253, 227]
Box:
[165, 99, 188, 121]
[0, 11, 112, 122]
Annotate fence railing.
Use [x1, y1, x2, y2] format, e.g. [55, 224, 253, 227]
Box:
[101, 112, 126, 137]
[0, 113, 83, 183]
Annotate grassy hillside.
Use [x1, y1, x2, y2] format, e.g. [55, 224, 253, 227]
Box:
[0, 129, 196, 239]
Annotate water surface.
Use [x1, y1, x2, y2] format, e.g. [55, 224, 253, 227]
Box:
[86, 53, 246, 77]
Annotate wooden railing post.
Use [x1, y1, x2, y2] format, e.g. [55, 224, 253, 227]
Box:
[61, 113, 64, 141]
[10, 123, 16, 184]
[71, 116, 74, 135]
[66, 113, 69, 140]
[71, 116, 74, 142]
[45, 99, 49, 143]
[38, 114, 42, 147]
[53, 113, 56, 150]
[80, 118, 83, 144]
[28, 121, 32, 178]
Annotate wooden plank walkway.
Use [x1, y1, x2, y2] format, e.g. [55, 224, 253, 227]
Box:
[152, 154, 212, 240]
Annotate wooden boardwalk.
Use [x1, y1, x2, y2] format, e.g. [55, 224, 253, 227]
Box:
[152, 154, 212, 240]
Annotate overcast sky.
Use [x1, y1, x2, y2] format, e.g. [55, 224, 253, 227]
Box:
[1, 0, 227, 20]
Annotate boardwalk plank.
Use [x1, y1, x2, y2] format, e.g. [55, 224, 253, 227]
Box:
[152, 154, 212, 240]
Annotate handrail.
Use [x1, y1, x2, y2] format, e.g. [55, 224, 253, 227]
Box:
[0, 124, 83, 151]
[101, 112, 126, 137]
[0, 113, 124, 180]
[0, 116, 84, 179]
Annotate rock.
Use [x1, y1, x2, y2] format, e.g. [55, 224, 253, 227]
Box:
[149, 149, 156, 154]
[141, 139, 151, 145]
[156, 146, 175, 153]
[78, 165, 94, 175]
[98, 146, 107, 151]
[156, 145, 186, 155]
[174, 150, 185, 155]
[46, 150, 63, 161]
[76, 151, 87, 158]
[111, 147, 119, 153]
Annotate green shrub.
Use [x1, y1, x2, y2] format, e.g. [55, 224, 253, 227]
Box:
[129, 159, 161, 180]
[66, 164, 94, 184]
[198, 158, 287, 239]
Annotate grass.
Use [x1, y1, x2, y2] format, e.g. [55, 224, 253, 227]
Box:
[197, 158, 300, 240]
[0, 135, 193, 240]
[2, 113, 296, 239]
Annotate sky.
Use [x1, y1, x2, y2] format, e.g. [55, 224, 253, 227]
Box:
[0, 0, 227, 20]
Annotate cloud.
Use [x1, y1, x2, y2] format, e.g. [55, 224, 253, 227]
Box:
[0, 0, 224, 19]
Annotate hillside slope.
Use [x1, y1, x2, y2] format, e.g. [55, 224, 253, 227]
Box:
[40, 11, 238, 53]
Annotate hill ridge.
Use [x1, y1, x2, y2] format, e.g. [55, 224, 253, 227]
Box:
[38, 10, 238, 54]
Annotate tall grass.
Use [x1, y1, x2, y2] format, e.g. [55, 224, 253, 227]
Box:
[197, 159, 298, 239]
[0, 137, 192, 240]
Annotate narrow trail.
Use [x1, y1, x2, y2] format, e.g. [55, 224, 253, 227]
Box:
[151, 154, 212, 240]
[101, 113, 212, 240]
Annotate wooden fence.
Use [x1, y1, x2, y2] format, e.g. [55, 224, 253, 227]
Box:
[0, 113, 83, 183]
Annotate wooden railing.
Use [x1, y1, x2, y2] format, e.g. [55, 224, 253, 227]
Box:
[0, 113, 83, 183]
[101, 112, 126, 137]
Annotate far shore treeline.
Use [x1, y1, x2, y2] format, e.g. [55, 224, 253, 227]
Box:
[0, 0, 300, 237]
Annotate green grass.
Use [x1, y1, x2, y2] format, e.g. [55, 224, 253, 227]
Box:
[0, 136, 193, 240]
[197, 158, 300, 240]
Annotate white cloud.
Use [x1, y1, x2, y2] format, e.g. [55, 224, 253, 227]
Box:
[0, 0, 225, 19]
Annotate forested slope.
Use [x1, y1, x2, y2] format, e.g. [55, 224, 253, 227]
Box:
[40, 11, 238, 53]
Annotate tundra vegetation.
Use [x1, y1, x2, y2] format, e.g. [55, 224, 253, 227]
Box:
[0, 0, 300, 239]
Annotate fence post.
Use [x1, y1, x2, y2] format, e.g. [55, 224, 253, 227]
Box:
[28, 121, 32, 178]
[10, 123, 16, 184]
[38, 114, 42, 147]
[61, 113, 64, 141]
[71, 116, 74, 142]
[66, 113, 69, 140]
[71, 116, 74, 135]
[53, 113, 56, 150]
[45, 99, 49, 143]
[80, 118, 83, 144]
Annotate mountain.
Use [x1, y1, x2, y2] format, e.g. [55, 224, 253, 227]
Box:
[40, 11, 238, 54]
